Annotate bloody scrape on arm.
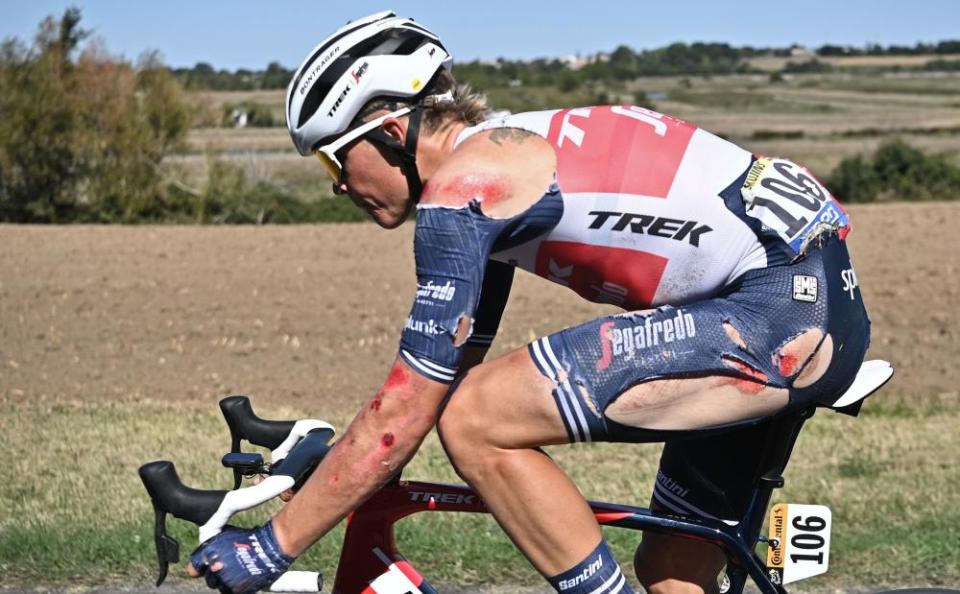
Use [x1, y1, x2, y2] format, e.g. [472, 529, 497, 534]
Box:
[271, 356, 449, 556]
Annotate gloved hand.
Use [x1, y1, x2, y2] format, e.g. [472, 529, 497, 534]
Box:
[189, 521, 294, 594]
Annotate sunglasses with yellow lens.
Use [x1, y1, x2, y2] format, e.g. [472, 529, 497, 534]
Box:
[312, 106, 413, 185]
[315, 150, 343, 184]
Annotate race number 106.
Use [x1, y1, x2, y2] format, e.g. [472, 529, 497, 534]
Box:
[767, 503, 832, 584]
[790, 514, 827, 563]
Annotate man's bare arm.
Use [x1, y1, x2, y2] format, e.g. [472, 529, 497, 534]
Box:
[270, 357, 449, 556]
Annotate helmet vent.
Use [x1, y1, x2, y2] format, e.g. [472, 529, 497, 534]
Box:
[297, 80, 334, 128]
[288, 18, 377, 111]
[288, 15, 451, 154]
[367, 29, 429, 56]
[296, 28, 433, 129]
[403, 22, 439, 39]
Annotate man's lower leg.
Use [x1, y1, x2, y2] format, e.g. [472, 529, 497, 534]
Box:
[548, 539, 634, 594]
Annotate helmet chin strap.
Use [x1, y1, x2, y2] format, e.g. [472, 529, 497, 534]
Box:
[366, 106, 425, 202]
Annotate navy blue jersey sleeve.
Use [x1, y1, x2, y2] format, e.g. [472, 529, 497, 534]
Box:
[399, 205, 493, 383]
[399, 193, 562, 384]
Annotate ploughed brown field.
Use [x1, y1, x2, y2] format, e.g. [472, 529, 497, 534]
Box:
[1, 203, 958, 590]
[1, 202, 956, 413]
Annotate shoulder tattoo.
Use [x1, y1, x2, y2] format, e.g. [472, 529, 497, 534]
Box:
[488, 127, 537, 146]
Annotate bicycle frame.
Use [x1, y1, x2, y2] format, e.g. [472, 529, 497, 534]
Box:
[141, 361, 894, 594]
[333, 405, 823, 594]
[333, 469, 783, 594]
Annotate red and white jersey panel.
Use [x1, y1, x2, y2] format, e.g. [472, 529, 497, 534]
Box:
[458, 107, 767, 310]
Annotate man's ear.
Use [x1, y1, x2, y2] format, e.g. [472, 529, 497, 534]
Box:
[380, 117, 407, 144]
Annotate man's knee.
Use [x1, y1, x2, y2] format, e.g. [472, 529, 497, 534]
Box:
[634, 531, 725, 594]
[437, 368, 494, 468]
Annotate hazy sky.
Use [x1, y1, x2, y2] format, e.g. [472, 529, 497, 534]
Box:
[3, 1, 958, 70]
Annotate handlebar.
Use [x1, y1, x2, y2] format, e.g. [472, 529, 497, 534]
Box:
[140, 460, 228, 526]
[139, 396, 336, 591]
[220, 395, 335, 489]
[221, 395, 296, 450]
[139, 461, 227, 586]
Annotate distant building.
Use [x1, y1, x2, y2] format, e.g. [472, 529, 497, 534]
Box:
[230, 109, 248, 128]
[560, 54, 590, 70]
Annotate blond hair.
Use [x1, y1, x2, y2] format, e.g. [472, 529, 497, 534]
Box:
[354, 69, 488, 133]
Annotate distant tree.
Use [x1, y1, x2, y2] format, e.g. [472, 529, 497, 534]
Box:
[557, 71, 580, 92]
[829, 139, 960, 202]
[817, 44, 847, 56]
[633, 90, 654, 109]
[935, 40, 960, 54]
[924, 59, 960, 71]
[887, 44, 915, 55]
[739, 45, 770, 58]
[262, 61, 292, 89]
[782, 59, 833, 73]
[608, 45, 638, 78]
[0, 7, 190, 222]
[0, 7, 88, 221]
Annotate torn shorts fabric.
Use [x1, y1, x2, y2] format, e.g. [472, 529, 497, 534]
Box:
[527, 232, 870, 445]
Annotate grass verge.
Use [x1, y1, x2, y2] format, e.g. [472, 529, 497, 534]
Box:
[0, 397, 956, 589]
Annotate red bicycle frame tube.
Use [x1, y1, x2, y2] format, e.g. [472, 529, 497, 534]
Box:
[332, 480, 709, 594]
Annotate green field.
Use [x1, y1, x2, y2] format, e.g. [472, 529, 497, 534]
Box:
[1, 390, 957, 590]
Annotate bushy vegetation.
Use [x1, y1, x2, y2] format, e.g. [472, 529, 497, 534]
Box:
[782, 59, 834, 74]
[816, 39, 960, 56]
[172, 60, 292, 91]
[167, 159, 365, 224]
[0, 8, 190, 222]
[3, 10, 957, 224]
[0, 9, 360, 225]
[159, 38, 960, 116]
[169, 42, 763, 93]
[166, 39, 960, 94]
[924, 59, 960, 72]
[828, 139, 960, 203]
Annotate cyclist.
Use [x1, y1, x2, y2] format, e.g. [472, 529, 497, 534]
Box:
[188, 12, 870, 594]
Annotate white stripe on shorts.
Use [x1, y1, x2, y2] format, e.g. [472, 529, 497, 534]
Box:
[530, 338, 556, 381]
[531, 338, 587, 442]
[540, 337, 592, 442]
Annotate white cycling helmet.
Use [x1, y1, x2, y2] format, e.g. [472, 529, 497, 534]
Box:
[286, 10, 453, 161]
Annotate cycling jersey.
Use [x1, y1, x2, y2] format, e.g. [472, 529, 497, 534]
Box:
[398, 106, 852, 383]
[397, 105, 869, 523]
[462, 106, 768, 309]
